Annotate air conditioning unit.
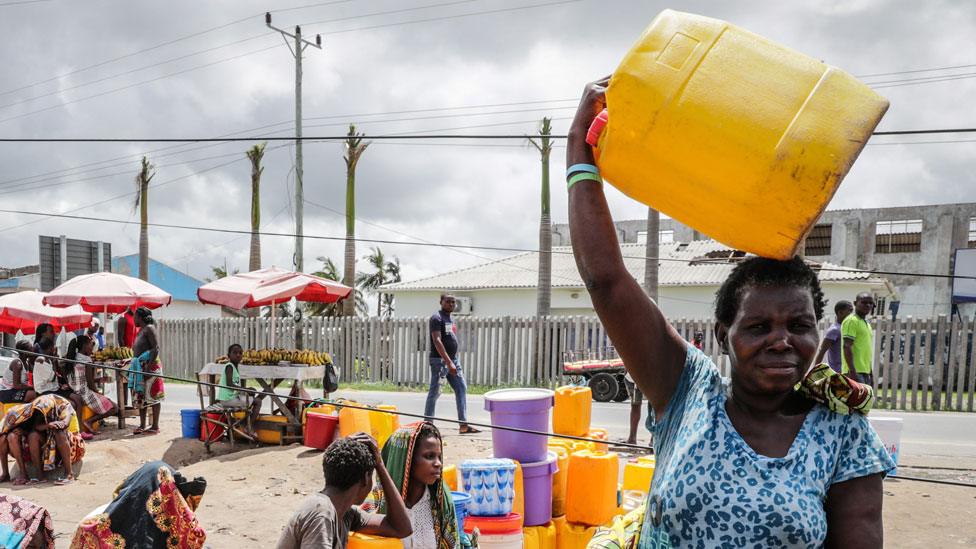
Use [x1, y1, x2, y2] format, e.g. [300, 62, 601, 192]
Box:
[455, 296, 474, 316]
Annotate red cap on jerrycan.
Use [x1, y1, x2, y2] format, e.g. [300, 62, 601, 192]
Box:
[585, 109, 609, 157]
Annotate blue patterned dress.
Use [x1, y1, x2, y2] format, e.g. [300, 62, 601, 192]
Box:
[638, 347, 894, 548]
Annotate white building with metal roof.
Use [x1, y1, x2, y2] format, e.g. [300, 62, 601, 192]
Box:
[382, 240, 896, 319]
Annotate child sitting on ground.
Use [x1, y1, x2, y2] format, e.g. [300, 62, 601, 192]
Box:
[276, 433, 412, 549]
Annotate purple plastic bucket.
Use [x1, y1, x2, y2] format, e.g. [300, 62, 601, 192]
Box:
[522, 451, 559, 526]
[484, 388, 554, 463]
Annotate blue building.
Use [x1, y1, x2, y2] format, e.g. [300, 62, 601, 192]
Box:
[111, 255, 229, 319]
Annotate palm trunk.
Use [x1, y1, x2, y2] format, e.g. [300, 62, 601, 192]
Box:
[533, 118, 553, 317]
[343, 165, 356, 317]
[136, 157, 153, 282]
[644, 207, 660, 302]
[248, 144, 266, 273]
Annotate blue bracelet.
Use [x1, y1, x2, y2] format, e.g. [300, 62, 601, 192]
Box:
[566, 163, 599, 179]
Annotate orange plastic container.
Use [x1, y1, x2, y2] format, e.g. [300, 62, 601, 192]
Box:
[566, 450, 619, 526]
[558, 521, 598, 549]
[524, 522, 557, 549]
[592, 9, 888, 260]
[588, 428, 609, 452]
[553, 386, 592, 437]
[347, 532, 402, 549]
[548, 446, 569, 517]
[339, 403, 372, 438]
[443, 464, 459, 492]
[623, 456, 656, 493]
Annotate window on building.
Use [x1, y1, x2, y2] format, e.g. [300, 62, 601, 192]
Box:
[636, 230, 676, 245]
[969, 217, 976, 248]
[875, 219, 922, 253]
[804, 224, 832, 256]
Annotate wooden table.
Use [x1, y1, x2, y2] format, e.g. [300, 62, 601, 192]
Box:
[198, 363, 326, 443]
[88, 360, 139, 429]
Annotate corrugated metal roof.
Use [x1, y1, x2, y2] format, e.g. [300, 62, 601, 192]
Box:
[384, 240, 885, 292]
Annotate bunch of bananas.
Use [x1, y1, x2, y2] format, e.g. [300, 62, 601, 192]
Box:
[92, 346, 134, 361]
[214, 348, 332, 366]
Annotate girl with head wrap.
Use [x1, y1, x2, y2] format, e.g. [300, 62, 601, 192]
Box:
[363, 422, 459, 549]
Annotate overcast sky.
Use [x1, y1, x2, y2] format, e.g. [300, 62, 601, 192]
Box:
[0, 0, 973, 297]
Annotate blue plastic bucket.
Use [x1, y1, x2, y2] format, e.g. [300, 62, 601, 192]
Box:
[181, 409, 202, 439]
[451, 491, 471, 532]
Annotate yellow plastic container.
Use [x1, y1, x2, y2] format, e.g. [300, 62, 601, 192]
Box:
[304, 403, 337, 420]
[566, 450, 619, 526]
[347, 532, 402, 549]
[513, 461, 525, 520]
[588, 428, 609, 453]
[548, 446, 569, 517]
[558, 521, 597, 549]
[256, 414, 289, 445]
[595, 9, 888, 260]
[369, 405, 399, 449]
[338, 403, 372, 438]
[68, 413, 79, 434]
[524, 522, 557, 549]
[623, 456, 656, 493]
[443, 464, 459, 492]
[81, 406, 102, 431]
[553, 386, 592, 437]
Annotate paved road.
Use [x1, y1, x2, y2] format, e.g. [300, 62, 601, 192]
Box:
[163, 385, 976, 459]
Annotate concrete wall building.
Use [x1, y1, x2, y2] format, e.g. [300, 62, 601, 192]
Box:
[384, 240, 894, 319]
[553, 202, 976, 319]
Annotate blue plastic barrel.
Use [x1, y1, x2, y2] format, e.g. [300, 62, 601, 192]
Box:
[451, 491, 471, 532]
[181, 409, 202, 439]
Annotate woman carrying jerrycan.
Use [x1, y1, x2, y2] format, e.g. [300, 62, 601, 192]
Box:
[568, 75, 893, 548]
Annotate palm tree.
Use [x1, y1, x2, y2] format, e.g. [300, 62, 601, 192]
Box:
[305, 256, 368, 317]
[207, 265, 239, 282]
[355, 247, 401, 317]
[133, 157, 155, 282]
[528, 117, 553, 317]
[342, 125, 370, 317]
[246, 143, 266, 273]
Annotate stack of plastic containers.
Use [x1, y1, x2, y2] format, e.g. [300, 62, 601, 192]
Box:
[459, 458, 522, 548]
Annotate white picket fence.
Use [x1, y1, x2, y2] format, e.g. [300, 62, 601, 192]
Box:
[156, 314, 976, 412]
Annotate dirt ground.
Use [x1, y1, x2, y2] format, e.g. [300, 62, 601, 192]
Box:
[4, 415, 975, 548]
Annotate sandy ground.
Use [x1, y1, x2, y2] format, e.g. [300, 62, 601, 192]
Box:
[3, 415, 975, 548]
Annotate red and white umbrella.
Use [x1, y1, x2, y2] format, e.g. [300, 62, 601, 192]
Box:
[197, 267, 352, 345]
[43, 272, 172, 314]
[0, 290, 93, 335]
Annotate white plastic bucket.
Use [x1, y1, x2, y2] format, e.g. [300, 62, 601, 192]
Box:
[477, 532, 523, 549]
[868, 417, 903, 475]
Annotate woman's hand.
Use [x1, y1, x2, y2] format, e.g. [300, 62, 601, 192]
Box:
[567, 76, 610, 167]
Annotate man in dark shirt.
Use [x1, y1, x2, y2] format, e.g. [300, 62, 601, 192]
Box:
[424, 294, 480, 434]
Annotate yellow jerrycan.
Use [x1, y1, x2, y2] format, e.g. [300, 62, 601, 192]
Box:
[590, 9, 888, 259]
[553, 386, 592, 437]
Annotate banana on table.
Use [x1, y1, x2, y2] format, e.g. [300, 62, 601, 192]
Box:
[213, 348, 332, 366]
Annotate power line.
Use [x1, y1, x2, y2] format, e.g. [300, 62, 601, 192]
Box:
[0, 344, 654, 452]
[4, 125, 976, 142]
[0, 0, 50, 7]
[0, 0, 354, 99]
[856, 62, 976, 79]
[0, 207, 970, 281]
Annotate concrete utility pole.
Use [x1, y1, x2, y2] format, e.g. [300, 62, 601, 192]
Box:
[266, 13, 322, 274]
[644, 208, 660, 302]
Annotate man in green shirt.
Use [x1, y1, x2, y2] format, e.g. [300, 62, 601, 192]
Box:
[842, 293, 876, 386]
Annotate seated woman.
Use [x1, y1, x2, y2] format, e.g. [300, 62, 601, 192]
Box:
[0, 341, 36, 404]
[71, 460, 207, 548]
[0, 494, 55, 549]
[65, 335, 118, 436]
[30, 338, 71, 399]
[0, 394, 84, 486]
[363, 422, 459, 549]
